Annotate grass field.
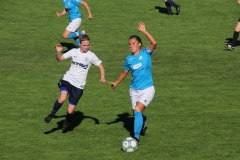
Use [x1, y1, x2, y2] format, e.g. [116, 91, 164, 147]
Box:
[1, 0, 240, 159]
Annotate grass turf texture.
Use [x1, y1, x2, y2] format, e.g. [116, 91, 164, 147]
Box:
[1, 0, 240, 159]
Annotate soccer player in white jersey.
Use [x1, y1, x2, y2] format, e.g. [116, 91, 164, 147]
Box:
[44, 35, 106, 131]
[56, 0, 92, 47]
[108, 22, 157, 143]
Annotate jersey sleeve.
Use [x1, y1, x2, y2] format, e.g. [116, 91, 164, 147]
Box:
[63, 49, 73, 59]
[123, 56, 130, 71]
[90, 53, 102, 66]
[62, 0, 67, 8]
[75, 0, 82, 5]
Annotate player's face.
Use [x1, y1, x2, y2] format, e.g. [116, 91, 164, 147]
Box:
[80, 40, 90, 53]
[129, 38, 141, 54]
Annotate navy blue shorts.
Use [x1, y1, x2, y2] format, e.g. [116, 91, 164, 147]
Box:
[58, 80, 83, 106]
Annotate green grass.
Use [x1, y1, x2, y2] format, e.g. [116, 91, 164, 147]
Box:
[1, 0, 240, 159]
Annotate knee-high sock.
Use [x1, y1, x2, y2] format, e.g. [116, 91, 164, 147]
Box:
[166, 0, 178, 8]
[134, 111, 143, 139]
[66, 112, 73, 121]
[74, 37, 80, 47]
[165, 2, 172, 13]
[51, 99, 63, 115]
[231, 31, 239, 47]
[67, 31, 83, 39]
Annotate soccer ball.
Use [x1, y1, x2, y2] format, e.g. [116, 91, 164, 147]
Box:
[121, 137, 138, 152]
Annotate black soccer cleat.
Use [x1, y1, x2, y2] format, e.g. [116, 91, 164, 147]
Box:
[168, 12, 173, 15]
[140, 125, 148, 136]
[133, 137, 140, 144]
[62, 119, 69, 131]
[44, 114, 54, 123]
[224, 44, 234, 51]
[176, 5, 180, 15]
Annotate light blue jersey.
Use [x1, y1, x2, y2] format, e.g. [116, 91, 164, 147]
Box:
[63, 0, 82, 22]
[124, 47, 154, 90]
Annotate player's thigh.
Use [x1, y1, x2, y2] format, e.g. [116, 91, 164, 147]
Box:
[58, 90, 68, 103]
[68, 87, 83, 106]
[66, 18, 82, 32]
[138, 86, 155, 108]
[130, 88, 139, 109]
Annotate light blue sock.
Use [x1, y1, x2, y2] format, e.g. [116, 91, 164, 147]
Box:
[134, 111, 143, 139]
[68, 32, 78, 39]
[75, 38, 80, 47]
[67, 31, 83, 39]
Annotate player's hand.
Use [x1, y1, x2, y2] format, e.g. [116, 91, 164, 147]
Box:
[56, 12, 61, 17]
[238, 0, 240, 4]
[100, 78, 106, 83]
[56, 44, 63, 52]
[137, 22, 146, 33]
[88, 14, 93, 20]
[107, 82, 117, 89]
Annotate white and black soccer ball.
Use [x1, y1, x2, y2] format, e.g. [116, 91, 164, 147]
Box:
[121, 137, 138, 152]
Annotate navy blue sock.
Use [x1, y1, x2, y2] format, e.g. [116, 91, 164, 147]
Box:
[66, 112, 73, 121]
[167, 0, 178, 8]
[134, 111, 143, 139]
[232, 31, 239, 47]
[51, 100, 63, 115]
[165, 2, 172, 13]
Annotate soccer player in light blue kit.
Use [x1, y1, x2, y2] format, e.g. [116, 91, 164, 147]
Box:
[108, 22, 157, 143]
[56, 0, 92, 47]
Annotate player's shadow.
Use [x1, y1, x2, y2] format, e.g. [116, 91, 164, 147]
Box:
[225, 38, 240, 47]
[44, 111, 99, 134]
[106, 112, 134, 137]
[154, 6, 168, 14]
[60, 42, 77, 53]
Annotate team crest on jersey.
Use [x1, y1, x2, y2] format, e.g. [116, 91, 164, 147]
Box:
[133, 63, 142, 69]
[85, 57, 89, 62]
[139, 56, 143, 60]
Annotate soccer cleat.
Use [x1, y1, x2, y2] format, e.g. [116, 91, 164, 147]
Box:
[176, 5, 180, 15]
[141, 116, 147, 135]
[133, 137, 140, 144]
[62, 119, 69, 131]
[44, 114, 54, 123]
[168, 12, 173, 15]
[224, 44, 234, 51]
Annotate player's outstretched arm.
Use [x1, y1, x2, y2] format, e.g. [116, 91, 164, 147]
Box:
[98, 63, 106, 83]
[56, 9, 67, 17]
[55, 44, 65, 61]
[108, 70, 128, 89]
[81, 1, 92, 20]
[137, 22, 157, 51]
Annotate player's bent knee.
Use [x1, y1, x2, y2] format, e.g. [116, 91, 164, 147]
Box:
[58, 98, 66, 104]
[62, 34, 68, 39]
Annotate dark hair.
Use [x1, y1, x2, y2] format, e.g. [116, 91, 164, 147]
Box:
[129, 35, 142, 47]
[80, 34, 90, 43]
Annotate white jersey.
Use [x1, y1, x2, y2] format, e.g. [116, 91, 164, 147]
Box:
[62, 48, 102, 89]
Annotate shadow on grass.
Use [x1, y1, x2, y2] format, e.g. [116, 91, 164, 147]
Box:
[224, 38, 240, 51]
[154, 6, 168, 15]
[106, 112, 134, 137]
[60, 42, 77, 53]
[44, 111, 99, 134]
[225, 38, 240, 46]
